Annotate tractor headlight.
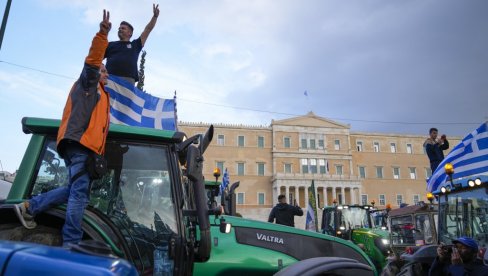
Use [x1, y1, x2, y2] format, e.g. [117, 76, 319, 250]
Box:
[374, 237, 391, 256]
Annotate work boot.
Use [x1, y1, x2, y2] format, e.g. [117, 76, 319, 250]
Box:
[14, 202, 37, 229]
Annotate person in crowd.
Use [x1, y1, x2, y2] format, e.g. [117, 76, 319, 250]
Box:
[104, 4, 159, 86]
[429, 237, 488, 276]
[14, 10, 112, 246]
[268, 195, 303, 227]
[424, 127, 449, 173]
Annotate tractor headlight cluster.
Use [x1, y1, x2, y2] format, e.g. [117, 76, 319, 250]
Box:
[441, 177, 484, 194]
[468, 178, 482, 187]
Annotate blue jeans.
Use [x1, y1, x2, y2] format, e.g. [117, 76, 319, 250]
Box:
[28, 143, 91, 246]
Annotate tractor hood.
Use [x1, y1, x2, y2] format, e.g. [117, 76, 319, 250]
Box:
[0, 241, 137, 275]
[218, 215, 375, 268]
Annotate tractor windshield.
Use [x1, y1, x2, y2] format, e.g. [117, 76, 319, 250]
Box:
[339, 206, 372, 229]
[438, 189, 488, 248]
[31, 138, 179, 272]
[370, 209, 388, 229]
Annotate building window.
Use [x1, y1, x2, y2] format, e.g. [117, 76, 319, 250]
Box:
[319, 159, 327, 174]
[301, 138, 307, 149]
[361, 194, 368, 205]
[238, 135, 245, 147]
[258, 193, 265, 205]
[390, 142, 396, 153]
[284, 163, 292, 173]
[216, 161, 224, 174]
[376, 166, 383, 179]
[379, 194, 386, 206]
[334, 139, 340, 150]
[393, 167, 400, 179]
[318, 139, 324, 149]
[284, 137, 291, 148]
[217, 134, 225, 146]
[237, 162, 245, 176]
[373, 142, 380, 152]
[310, 139, 316, 149]
[425, 168, 432, 178]
[335, 165, 343, 175]
[301, 159, 309, 174]
[257, 163, 265, 176]
[409, 167, 417, 179]
[310, 159, 317, 174]
[396, 194, 403, 206]
[257, 136, 264, 148]
[358, 166, 366, 178]
[357, 141, 363, 152]
[406, 143, 413, 154]
[237, 193, 244, 204]
[413, 194, 420, 205]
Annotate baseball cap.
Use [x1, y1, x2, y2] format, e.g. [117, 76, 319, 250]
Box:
[453, 237, 478, 251]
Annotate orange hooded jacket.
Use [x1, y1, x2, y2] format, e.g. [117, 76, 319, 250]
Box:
[57, 32, 110, 157]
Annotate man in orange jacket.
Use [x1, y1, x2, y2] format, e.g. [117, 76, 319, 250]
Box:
[14, 10, 112, 246]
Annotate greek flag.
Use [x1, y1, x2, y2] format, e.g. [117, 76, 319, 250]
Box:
[305, 180, 318, 232]
[427, 121, 488, 193]
[220, 168, 230, 196]
[105, 76, 177, 130]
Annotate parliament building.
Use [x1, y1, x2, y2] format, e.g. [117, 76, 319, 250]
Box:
[179, 112, 458, 228]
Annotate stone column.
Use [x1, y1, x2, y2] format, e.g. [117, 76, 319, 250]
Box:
[350, 187, 354, 205]
[341, 186, 345, 204]
[305, 185, 309, 208]
[295, 186, 300, 206]
[332, 187, 337, 203]
[285, 186, 290, 203]
[323, 187, 328, 206]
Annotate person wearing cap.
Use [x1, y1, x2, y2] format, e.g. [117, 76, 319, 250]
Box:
[104, 4, 159, 86]
[429, 237, 488, 276]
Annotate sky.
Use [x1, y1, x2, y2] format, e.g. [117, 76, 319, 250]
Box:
[0, 0, 487, 173]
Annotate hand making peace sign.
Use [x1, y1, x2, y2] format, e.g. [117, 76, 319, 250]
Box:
[100, 9, 112, 35]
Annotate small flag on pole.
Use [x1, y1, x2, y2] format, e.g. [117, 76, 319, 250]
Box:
[305, 180, 318, 232]
[220, 168, 230, 196]
[304, 90, 308, 96]
[427, 121, 488, 193]
[105, 75, 177, 130]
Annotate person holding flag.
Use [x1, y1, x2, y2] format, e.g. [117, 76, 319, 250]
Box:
[268, 195, 303, 227]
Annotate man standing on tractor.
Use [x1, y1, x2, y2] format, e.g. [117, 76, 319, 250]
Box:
[424, 127, 449, 173]
[268, 195, 303, 227]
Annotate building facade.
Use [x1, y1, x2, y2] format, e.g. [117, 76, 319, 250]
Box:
[179, 112, 457, 229]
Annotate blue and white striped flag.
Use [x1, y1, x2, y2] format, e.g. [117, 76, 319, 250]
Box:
[305, 180, 318, 232]
[427, 121, 488, 193]
[105, 76, 177, 130]
[220, 168, 230, 196]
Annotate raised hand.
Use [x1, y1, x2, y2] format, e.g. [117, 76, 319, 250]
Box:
[100, 9, 112, 34]
[153, 4, 160, 18]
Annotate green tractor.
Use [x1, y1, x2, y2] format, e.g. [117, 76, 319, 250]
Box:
[321, 203, 390, 270]
[0, 117, 378, 275]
